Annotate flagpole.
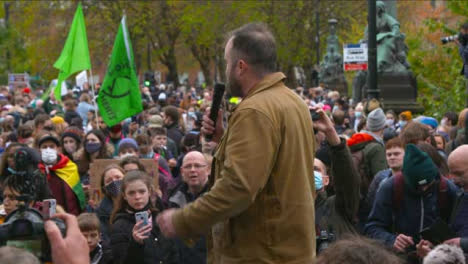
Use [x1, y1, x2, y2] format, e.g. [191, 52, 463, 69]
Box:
[88, 68, 100, 129]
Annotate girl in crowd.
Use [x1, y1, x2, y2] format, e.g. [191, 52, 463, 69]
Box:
[110, 170, 178, 264]
[60, 127, 83, 162]
[0, 142, 26, 186]
[96, 164, 125, 242]
[75, 129, 114, 184]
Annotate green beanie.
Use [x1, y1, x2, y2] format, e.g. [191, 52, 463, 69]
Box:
[402, 144, 438, 189]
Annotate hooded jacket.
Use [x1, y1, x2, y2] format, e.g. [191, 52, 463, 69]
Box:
[365, 174, 459, 247]
[347, 132, 388, 231]
[347, 132, 388, 182]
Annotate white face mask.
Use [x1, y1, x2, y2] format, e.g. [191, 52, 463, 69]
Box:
[119, 152, 136, 160]
[441, 118, 448, 127]
[41, 148, 58, 164]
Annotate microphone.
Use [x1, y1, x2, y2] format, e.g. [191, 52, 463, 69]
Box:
[205, 83, 225, 141]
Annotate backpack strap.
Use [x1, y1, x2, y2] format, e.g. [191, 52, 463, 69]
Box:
[392, 172, 404, 213]
[438, 176, 450, 221]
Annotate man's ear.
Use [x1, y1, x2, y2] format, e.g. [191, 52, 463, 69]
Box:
[238, 59, 248, 75]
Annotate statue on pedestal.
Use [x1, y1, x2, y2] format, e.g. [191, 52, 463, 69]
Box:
[353, 0, 420, 111]
[319, 19, 348, 95]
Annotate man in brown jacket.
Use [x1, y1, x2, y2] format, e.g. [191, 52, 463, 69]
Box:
[157, 23, 316, 264]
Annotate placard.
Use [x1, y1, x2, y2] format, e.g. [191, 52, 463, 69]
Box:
[88, 159, 159, 200]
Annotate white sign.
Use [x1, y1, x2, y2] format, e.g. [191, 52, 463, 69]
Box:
[76, 70, 88, 89]
[50, 79, 68, 96]
[8, 73, 30, 84]
[343, 43, 368, 71]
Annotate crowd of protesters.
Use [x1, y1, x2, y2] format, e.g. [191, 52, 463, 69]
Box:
[0, 74, 468, 264]
[0, 79, 459, 264]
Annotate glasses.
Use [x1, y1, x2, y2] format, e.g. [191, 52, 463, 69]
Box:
[182, 163, 207, 170]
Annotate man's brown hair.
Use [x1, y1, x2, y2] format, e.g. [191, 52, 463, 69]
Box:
[399, 121, 430, 146]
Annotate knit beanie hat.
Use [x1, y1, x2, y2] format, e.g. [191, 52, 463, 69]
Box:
[118, 138, 139, 153]
[61, 127, 83, 145]
[402, 144, 438, 189]
[419, 117, 439, 129]
[423, 244, 465, 264]
[366, 108, 386, 132]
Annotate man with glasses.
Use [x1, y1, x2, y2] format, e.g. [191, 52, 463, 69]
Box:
[168, 151, 210, 264]
[169, 151, 210, 208]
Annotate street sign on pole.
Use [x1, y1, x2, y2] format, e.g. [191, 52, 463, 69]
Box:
[8, 73, 31, 91]
[343, 43, 368, 71]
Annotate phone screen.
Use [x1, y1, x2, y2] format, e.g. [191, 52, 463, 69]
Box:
[7, 239, 43, 259]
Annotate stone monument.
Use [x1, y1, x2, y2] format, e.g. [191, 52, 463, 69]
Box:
[319, 19, 348, 95]
[352, 1, 423, 112]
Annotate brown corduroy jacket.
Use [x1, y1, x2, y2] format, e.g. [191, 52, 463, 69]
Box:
[172, 72, 316, 264]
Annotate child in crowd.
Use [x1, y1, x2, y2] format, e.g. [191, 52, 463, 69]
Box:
[77, 213, 113, 264]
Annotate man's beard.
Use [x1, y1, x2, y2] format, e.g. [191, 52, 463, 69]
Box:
[226, 68, 243, 97]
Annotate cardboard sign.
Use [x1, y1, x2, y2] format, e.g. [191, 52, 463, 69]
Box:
[88, 159, 159, 199]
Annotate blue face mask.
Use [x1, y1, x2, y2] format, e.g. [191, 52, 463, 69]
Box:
[7, 167, 17, 175]
[355, 111, 362, 118]
[141, 150, 154, 159]
[399, 120, 407, 127]
[314, 171, 324, 190]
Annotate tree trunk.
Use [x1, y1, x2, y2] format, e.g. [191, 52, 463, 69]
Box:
[285, 65, 298, 89]
[199, 60, 212, 87]
[165, 46, 179, 87]
[215, 50, 226, 83]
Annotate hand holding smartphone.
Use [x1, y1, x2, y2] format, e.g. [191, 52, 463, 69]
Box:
[133, 211, 152, 243]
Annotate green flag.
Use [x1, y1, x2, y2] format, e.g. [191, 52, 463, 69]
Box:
[97, 16, 142, 127]
[53, 3, 91, 101]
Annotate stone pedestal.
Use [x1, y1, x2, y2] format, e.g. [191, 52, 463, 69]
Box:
[374, 72, 423, 113]
[326, 77, 348, 97]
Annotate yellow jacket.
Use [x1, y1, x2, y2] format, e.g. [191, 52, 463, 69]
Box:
[173, 72, 316, 264]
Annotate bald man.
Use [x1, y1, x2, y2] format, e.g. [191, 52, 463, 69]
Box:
[445, 145, 468, 253]
[168, 151, 210, 264]
[169, 151, 210, 208]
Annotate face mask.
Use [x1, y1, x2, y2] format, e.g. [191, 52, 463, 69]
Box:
[385, 119, 394, 127]
[85, 142, 101, 154]
[41, 148, 58, 164]
[441, 118, 448, 127]
[7, 167, 17, 175]
[141, 150, 154, 159]
[355, 111, 362, 118]
[332, 106, 339, 113]
[105, 180, 122, 197]
[399, 120, 407, 128]
[314, 171, 324, 190]
[0, 117, 4, 123]
[120, 153, 136, 160]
